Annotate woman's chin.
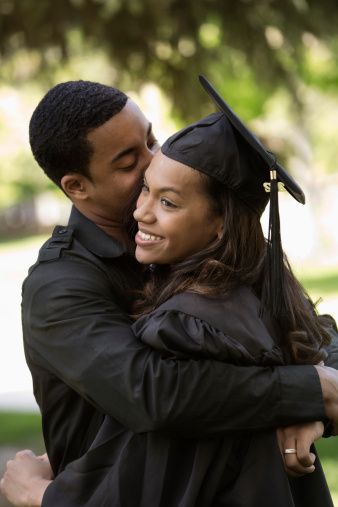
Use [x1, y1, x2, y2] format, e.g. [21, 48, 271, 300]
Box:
[135, 249, 157, 265]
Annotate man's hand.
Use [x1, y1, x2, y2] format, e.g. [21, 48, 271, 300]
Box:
[0, 450, 53, 507]
[276, 421, 324, 477]
[315, 365, 338, 434]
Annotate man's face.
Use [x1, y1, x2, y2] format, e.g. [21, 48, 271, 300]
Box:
[84, 99, 159, 223]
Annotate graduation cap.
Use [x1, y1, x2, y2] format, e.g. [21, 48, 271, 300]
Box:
[161, 75, 306, 321]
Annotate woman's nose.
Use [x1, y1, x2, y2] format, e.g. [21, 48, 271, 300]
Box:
[134, 197, 155, 224]
[133, 205, 142, 221]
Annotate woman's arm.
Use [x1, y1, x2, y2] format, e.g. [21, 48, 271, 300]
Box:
[276, 421, 324, 477]
[276, 363, 338, 477]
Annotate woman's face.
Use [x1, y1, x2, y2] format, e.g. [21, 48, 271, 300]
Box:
[133, 151, 222, 265]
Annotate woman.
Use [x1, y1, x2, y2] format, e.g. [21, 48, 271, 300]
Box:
[1, 108, 335, 507]
[129, 111, 333, 506]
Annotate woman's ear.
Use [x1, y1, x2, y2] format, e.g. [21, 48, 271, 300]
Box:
[61, 174, 89, 201]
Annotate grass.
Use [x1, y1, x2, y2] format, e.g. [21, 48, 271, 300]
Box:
[300, 268, 338, 298]
[317, 437, 338, 501]
[0, 412, 44, 452]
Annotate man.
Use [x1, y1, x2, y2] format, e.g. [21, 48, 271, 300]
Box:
[1, 80, 338, 505]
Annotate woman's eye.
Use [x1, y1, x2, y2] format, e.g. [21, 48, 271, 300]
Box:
[160, 198, 177, 209]
[141, 182, 149, 192]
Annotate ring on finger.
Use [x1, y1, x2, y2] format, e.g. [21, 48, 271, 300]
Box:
[284, 448, 297, 454]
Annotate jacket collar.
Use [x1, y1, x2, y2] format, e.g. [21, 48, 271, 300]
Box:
[68, 206, 128, 259]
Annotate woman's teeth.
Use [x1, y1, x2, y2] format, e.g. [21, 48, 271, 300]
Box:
[138, 231, 162, 241]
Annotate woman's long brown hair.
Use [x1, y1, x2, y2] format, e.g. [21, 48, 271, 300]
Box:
[134, 173, 332, 364]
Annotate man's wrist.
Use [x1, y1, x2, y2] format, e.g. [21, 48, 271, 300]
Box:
[27, 479, 51, 507]
[314, 364, 338, 435]
[277, 365, 325, 424]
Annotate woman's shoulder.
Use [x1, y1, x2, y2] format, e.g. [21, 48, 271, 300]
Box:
[157, 287, 260, 323]
[133, 287, 285, 365]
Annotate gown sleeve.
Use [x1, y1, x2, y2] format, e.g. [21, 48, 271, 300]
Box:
[133, 305, 285, 366]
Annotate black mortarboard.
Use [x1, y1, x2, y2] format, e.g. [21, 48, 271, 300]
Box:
[161, 75, 306, 321]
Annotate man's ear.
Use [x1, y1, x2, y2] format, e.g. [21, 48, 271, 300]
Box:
[61, 174, 89, 201]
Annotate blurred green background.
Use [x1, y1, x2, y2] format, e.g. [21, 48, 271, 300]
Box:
[0, 0, 337, 505]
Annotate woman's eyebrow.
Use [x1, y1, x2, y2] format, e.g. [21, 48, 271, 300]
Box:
[158, 186, 182, 196]
[144, 174, 182, 196]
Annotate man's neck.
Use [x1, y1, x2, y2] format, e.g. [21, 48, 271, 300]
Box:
[73, 204, 134, 251]
[97, 222, 134, 251]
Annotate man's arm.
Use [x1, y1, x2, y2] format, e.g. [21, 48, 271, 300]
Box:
[23, 256, 328, 436]
[324, 315, 338, 368]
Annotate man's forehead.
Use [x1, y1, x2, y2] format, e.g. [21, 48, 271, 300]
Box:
[121, 98, 150, 125]
[87, 101, 151, 145]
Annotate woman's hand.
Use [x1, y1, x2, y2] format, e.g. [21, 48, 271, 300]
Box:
[0, 449, 53, 507]
[276, 421, 324, 477]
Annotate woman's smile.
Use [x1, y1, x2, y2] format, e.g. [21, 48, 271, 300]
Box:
[136, 229, 164, 245]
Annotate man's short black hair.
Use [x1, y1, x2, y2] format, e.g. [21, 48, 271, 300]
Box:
[29, 80, 128, 187]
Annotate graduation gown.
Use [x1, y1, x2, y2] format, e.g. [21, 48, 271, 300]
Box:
[42, 287, 333, 507]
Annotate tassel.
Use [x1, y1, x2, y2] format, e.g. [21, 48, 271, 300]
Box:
[261, 169, 287, 320]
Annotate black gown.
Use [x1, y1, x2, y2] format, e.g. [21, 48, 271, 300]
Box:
[42, 287, 334, 507]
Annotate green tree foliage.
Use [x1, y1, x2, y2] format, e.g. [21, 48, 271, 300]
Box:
[1, 0, 338, 119]
[1, 0, 338, 213]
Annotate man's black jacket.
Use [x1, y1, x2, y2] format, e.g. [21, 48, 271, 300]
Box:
[22, 207, 337, 476]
